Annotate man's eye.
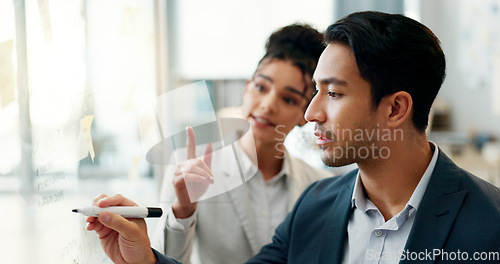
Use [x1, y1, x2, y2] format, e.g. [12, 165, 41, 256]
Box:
[328, 91, 341, 98]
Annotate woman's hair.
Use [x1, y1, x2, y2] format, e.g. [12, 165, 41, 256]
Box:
[256, 24, 325, 99]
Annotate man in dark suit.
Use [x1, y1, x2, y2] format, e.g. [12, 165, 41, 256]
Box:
[246, 11, 500, 264]
[87, 11, 499, 264]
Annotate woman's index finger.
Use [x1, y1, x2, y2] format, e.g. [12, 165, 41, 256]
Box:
[186, 126, 197, 159]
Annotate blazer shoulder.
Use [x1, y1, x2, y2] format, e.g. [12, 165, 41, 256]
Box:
[152, 248, 182, 264]
[458, 167, 500, 210]
[300, 169, 358, 199]
[431, 150, 499, 214]
[288, 155, 332, 177]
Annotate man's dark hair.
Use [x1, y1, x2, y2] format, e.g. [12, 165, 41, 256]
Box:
[325, 11, 446, 132]
[257, 24, 325, 99]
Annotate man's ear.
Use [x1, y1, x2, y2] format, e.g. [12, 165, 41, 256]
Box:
[382, 91, 413, 128]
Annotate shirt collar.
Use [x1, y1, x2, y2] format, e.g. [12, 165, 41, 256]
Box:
[406, 141, 438, 211]
[351, 141, 439, 212]
[234, 142, 289, 182]
[266, 166, 287, 184]
[351, 172, 366, 210]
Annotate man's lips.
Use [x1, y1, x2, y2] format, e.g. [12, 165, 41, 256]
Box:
[314, 130, 334, 145]
[316, 137, 334, 145]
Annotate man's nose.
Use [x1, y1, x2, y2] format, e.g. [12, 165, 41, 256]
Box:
[305, 93, 325, 123]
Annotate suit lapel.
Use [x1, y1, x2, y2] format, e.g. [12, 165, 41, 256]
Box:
[222, 155, 261, 254]
[317, 172, 357, 264]
[401, 150, 467, 264]
[285, 154, 307, 211]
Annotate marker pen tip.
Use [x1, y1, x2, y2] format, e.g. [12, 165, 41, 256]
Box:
[72, 209, 78, 213]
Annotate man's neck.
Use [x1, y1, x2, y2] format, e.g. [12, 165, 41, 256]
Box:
[357, 137, 433, 221]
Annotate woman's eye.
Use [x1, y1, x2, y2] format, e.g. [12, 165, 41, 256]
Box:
[254, 84, 265, 92]
[284, 97, 297, 105]
[327, 91, 342, 98]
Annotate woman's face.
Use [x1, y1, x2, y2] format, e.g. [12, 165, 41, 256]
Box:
[242, 59, 311, 145]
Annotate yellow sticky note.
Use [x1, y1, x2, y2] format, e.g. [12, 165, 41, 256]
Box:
[80, 115, 95, 162]
[121, 6, 139, 35]
[37, 0, 53, 42]
[124, 83, 136, 110]
[0, 39, 15, 108]
[128, 156, 141, 181]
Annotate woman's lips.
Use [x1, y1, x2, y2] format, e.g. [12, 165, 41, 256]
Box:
[251, 115, 274, 127]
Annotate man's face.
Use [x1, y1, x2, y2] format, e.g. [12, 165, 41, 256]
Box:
[305, 43, 385, 167]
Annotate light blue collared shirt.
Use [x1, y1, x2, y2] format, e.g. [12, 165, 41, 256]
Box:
[341, 142, 439, 264]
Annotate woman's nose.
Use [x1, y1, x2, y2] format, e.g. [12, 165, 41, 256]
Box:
[259, 92, 277, 113]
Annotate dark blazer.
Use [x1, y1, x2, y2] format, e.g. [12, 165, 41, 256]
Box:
[153, 248, 182, 264]
[246, 149, 500, 264]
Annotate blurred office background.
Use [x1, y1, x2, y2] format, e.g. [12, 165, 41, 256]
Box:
[0, 0, 499, 263]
